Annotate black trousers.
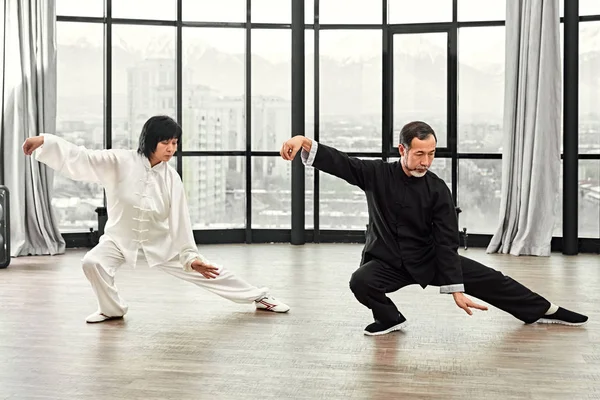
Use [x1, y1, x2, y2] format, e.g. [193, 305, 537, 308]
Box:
[349, 255, 551, 324]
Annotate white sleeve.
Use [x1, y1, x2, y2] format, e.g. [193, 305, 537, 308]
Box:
[34, 133, 120, 186]
[440, 284, 465, 294]
[300, 139, 318, 167]
[168, 172, 210, 272]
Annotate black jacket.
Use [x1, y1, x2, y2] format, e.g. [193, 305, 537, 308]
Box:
[306, 141, 464, 292]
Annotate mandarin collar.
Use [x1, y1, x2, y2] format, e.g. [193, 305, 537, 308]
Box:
[140, 154, 165, 172]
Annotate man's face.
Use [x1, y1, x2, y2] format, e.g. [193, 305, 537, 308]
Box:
[398, 135, 436, 177]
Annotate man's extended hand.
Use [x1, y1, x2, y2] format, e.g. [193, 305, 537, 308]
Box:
[191, 259, 220, 279]
[452, 292, 488, 315]
[280, 135, 311, 161]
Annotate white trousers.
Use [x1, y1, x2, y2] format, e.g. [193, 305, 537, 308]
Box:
[81, 239, 269, 317]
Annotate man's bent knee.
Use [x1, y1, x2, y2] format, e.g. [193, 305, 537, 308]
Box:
[349, 268, 371, 295]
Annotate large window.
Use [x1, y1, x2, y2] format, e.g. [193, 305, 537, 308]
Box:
[54, 1, 599, 250]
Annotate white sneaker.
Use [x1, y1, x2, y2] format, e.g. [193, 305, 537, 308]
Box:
[255, 295, 290, 313]
[85, 312, 123, 323]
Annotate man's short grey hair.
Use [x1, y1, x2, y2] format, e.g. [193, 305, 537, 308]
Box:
[399, 121, 437, 149]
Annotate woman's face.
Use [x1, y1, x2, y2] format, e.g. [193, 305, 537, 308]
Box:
[152, 138, 178, 163]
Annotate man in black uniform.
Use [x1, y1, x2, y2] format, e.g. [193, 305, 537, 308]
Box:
[280, 121, 588, 336]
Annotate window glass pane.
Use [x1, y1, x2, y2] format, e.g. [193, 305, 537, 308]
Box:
[428, 157, 452, 190]
[112, 25, 176, 150]
[251, 29, 291, 151]
[579, 160, 600, 238]
[553, 161, 563, 237]
[559, 0, 564, 18]
[580, 22, 600, 154]
[560, 23, 564, 153]
[168, 156, 177, 170]
[306, 29, 315, 229]
[458, 0, 506, 21]
[319, 157, 379, 230]
[580, 0, 600, 16]
[184, 157, 246, 229]
[112, 0, 176, 20]
[305, 168, 315, 229]
[56, 0, 104, 17]
[458, 27, 504, 153]
[319, 0, 382, 24]
[320, 30, 381, 152]
[305, 0, 314, 24]
[55, 22, 105, 232]
[458, 159, 502, 234]
[251, 0, 291, 23]
[182, 28, 245, 151]
[183, 0, 246, 22]
[389, 0, 451, 23]
[393, 33, 447, 148]
[553, 160, 600, 239]
[306, 29, 315, 139]
[252, 157, 292, 228]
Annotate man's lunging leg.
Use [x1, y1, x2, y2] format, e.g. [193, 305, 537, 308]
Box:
[459, 256, 588, 326]
[349, 259, 412, 336]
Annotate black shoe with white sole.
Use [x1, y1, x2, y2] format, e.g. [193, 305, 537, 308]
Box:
[536, 307, 588, 326]
[364, 314, 407, 336]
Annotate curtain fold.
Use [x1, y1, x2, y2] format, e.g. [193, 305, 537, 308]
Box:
[486, 0, 562, 257]
[2, 0, 65, 257]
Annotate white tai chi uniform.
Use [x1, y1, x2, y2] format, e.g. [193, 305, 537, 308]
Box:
[34, 134, 269, 318]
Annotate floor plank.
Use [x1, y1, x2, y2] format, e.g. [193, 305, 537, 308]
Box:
[0, 244, 598, 399]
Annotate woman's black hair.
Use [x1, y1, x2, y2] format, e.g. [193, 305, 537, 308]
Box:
[137, 115, 182, 159]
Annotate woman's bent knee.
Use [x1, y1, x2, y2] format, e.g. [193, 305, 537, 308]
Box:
[81, 254, 100, 273]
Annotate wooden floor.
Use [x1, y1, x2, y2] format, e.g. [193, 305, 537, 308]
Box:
[0, 244, 598, 400]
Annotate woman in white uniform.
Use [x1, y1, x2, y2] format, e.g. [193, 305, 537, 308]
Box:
[22, 115, 290, 323]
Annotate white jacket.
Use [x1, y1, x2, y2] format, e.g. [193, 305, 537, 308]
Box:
[35, 133, 207, 271]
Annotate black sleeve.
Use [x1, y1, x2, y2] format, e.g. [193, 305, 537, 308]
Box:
[312, 142, 382, 192]
[431, 182, 464, 293]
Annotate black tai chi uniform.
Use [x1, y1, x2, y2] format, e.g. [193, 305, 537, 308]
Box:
[301, 141, 551, 325]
